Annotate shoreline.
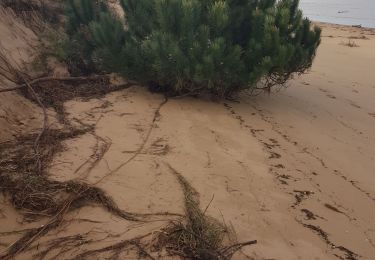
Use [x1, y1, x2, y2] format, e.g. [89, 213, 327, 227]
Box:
[313, 21, 375, 31]
[300, 0, 375, 29]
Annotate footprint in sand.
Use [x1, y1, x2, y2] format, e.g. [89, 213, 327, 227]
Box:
[269, 151, 281, 159]
[326, 94, 337, 99]
[148, 138, 170, 156]
[369, 113, 375, 118]
[348, 101, 361, 109]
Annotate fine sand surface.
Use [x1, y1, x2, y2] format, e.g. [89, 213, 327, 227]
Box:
[0, 8, 44, 142]
[1, 21, 375, 259]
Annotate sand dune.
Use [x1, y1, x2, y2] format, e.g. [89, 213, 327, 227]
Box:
[1, 19, 375, 259]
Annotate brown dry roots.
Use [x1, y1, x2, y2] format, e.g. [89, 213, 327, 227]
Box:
[19, 75, 131, 124]
[0, 127, 137, 221]
[0, 128, 138, 259]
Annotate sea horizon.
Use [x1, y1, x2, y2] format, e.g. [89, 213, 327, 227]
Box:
[300, 0, 375, 28]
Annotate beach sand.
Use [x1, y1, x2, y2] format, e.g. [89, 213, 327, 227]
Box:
[1, 17, 375, 260]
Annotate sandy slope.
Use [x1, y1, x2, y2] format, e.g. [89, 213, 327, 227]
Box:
[1, 22, 375, 259]
[0, 8, 44, 142]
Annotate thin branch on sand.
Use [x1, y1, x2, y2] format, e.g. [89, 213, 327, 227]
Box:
[93, 96, 169, 184]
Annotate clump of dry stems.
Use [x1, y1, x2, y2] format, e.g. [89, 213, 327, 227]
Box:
[341, 39, 360, 47]
[155, 165, 257, 260]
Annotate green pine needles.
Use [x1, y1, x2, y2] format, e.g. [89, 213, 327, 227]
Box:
[65, 0, 321, 96]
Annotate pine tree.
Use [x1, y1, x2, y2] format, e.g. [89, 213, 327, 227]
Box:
[63, 0, 108, 74]
[65, 0, 321, 95]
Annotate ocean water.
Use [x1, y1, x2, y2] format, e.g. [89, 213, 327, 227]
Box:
[299, 0, 375, 28]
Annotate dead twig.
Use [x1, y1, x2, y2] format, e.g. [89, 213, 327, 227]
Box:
[0, 75, 130, 93]
[94, 96, 169, 184]
[203, 194, 215, 215]
[19, 74, 48, 173]
[72, 233, 153, 260]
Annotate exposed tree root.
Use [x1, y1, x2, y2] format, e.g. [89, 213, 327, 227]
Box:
[19, 76, 136, 125]
[0, 75, 133, 93]
[94, 96, 169, 184]
[0, 127, 141, 258]
[0, 65, 142, 258]
[32, 233, 95, 260]
[72, 132, 112, 181]
[72, 233, 154, 260]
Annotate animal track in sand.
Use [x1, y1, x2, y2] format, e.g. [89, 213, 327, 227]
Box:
[148, 137, 170, 156]
[352, 89, 359, 93]
[324, 203, 356, 221]
[210, 130, 230, 152]
[223, 99, 372, 257]
[269, 138, 278, 144]
[131, 123, 146, 133]
[301, 223, 359, 260]
[224, 101, 370, 217]
[292, 190, 314, 208]
[228, 100, 375, 207]
[269, 151, 281, 159]
[275, 173, 296, 186]
[119, 112, 135, 117]
[301, 209, 326, 221]
[332, 169, 375, 202]
[326, 94, 337, 99]
[347, 100, 361, 109]
[225, 180, 239, 193]
[205, 152, 212, 168]
[262, 141, 279, 149]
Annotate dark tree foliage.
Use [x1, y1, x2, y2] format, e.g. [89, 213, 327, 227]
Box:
[65, 0, 321, 95]
[63, 0, 109, 74]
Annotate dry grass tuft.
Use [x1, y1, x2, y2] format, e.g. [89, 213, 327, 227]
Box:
[155, 164, 257, 260]
[341, 39, 360, 47]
